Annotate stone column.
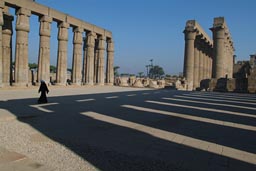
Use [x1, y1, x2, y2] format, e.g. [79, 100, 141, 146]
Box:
[183, 30, 196, 90]
[106, 38, 114, 85]
[97, 36, 105, 85]
[2, 12, 13, 86]
[85, 31, 96, 85]
[198, 47, 204, 84]
[0, 2, 4, 87]
[94, 47, 99, 84]
[13, 8, 31, 86]
[211, 26, 225, 79]
[203, 50, 207, 79]
[82, 37, 86, 84]
[207, 54, 210, 78]
[230, 47, 234, 78]
[37, 16, 52, 84]
[193, 45, 199, 89]
[71, 27, 83, 85]
[209, 57, 213, 78]
[56, 22, 69, 85]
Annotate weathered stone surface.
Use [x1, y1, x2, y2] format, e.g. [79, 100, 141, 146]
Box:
[149, 80, 158, 88]
[133, 79, 144, 88]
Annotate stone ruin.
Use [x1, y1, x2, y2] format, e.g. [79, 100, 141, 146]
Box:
[114, 76, 166, 89]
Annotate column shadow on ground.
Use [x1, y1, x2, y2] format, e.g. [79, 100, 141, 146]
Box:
[0, 89, 255, 171]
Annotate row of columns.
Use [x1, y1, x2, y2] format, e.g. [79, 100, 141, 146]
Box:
[0, 6, 114, 87]
[183, 21, 213, 90]
[193, 39, 213, 88]
[183, 18, 234, 91]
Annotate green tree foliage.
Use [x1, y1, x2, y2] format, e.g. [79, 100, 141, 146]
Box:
[29, 63, 38, 69]
[67, 68, 72, 73]
[149, 65, 165, 79]
[138, 72, 144, 78]
[114, 66, 120, 77]
[165, 74, 171, 78]
[50, 65, 56, 73]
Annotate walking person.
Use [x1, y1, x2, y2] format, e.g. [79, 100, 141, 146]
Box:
[38, 80, 49, 104]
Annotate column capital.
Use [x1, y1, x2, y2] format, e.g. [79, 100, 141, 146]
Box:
[16, 8, 31, 17]
[39, 15, 52, 23]
[39, 15, 52, 37]
[98, 35, 106, 50]
[73, 26, 83, 33]
[86, 31, 96, 48]
[58, 21, 69, 28]
[58, 22, 69, 41]
[87, 31, 96, 37]
[73, 27, 83, 44]
[107, 38, 114, 52]
[183, 29, 196, 40]
[210, 26, 225, 39]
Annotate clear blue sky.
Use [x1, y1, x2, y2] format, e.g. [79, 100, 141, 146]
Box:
[10, 0, 256, 75]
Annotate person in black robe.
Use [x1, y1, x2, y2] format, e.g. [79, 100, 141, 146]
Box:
[38, 80, 49, 104]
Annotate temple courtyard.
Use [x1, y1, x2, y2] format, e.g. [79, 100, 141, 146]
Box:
[0, 86, 255, 171]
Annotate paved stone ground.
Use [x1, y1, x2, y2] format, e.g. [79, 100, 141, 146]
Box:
[0, 85, 256, 171]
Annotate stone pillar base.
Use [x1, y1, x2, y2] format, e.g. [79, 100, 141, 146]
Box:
[71, 82, 82, 86]
[0, 83, 12, 87]
[12, 82, 31, 87]
[83, 82, 94, 86]
[55, 83, 67, 86]
[105, 83, 113, 86]
[95, 83, 105, 86]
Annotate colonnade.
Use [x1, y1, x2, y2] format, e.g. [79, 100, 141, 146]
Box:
[183, 17, 234, 91]
[0, 0, 114, 87]
[183, 20, 213, 90]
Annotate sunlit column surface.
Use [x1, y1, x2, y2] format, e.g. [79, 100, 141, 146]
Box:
[71, 27, 83, 85]
[37, 15, 52, 84]
[56, 22, 69, 85]
[13, 8, 31, 86]
[2, 10, 13, 86]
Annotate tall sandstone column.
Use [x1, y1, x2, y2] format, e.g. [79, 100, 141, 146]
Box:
[85, 32, 96, 85]
[0, 2, 4, 87]
[2, 12, 13, 86]
[212, 26, 225, 79]
[106, 38, 114, 85]
[183, 29, 196, 90]
[82, 37, 86, 84]
[14, 8, 31, 86]
[97, 36, 105, 85]
[193, 45, 199, 89]
[71, 27, 83, 85]
[94, 48, 99, 83]
[211, 17, 231, 79]
[56, 22, 69, 85]
[37, 16, 52, 84]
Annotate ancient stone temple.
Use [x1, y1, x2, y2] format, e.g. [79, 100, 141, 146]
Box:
[183, 17, 234, 91]
[0, 0, 114, 87]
